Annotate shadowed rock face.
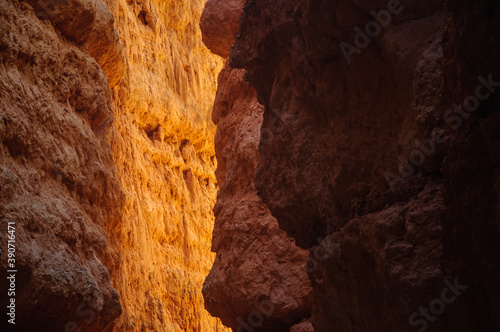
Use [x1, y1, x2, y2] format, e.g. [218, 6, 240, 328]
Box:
[209, 0, 500, 331]
[231, 0, 448, 250]
[200, 1, 314, 330]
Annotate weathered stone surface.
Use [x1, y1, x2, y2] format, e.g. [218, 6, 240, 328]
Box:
[86, 0, 126, 88]
[232, 0, 447, 249]
[200, 2, 315, 330]
[2, 0, 499, 330]
[200, 0, 246, 58]
[202, 63, 313, 331]
[0, 0, 122, 330]
[0, 0, 228, 331]
[100, 0, 227, 330]
[225, 0, 500, 331]
[26, 0, 126, 87]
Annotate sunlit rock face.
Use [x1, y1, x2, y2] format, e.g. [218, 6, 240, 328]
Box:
[99, 0, 228, 330]
[0, 0, 228, 331]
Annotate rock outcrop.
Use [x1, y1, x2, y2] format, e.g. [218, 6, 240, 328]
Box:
[202, 63, 313, 331]
[200, 1, 313, 331]
[2, 0, 499, 330]
[200, 0, 246, 58]
[0, 0, 228, 331]
[208, 0, 500, 331]
[0, 0, 122, 330]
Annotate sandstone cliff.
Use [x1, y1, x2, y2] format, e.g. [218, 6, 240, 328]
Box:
[2, 0, 499, 331]
[100, 0, 227, 330]
[224, 0, 500, 331]
[0, 0, 228, 330]
[200, 1, 314, 331]
[0, 0, 122, 330]
[200, 0, 500, 331]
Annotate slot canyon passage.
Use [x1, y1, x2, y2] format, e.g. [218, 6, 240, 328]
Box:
[0, 0, 499, 331]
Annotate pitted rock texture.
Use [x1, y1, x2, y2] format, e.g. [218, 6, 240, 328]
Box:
[0, 0, 122, 330]
[227, 0, 500, 331]
[100, 0, 228, 330]
[1, 0, 228, 331]
[200, 1, 314, 330]
[202, 63, 313, 331]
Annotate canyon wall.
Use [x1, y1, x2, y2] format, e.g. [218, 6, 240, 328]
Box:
[0, 0, 123, 330]
[101, 0, 227, 330]
[202, 64, 313, 331]
[2, 0, 499, 331]
[1, 0, 228, 330]
[206, 0, 500, 331]
[200, 1, 314, 331]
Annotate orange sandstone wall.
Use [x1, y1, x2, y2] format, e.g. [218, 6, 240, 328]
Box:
[0, 0, 227, 331]
[100, 0, 227, 330]
[0, 0, 123, 330]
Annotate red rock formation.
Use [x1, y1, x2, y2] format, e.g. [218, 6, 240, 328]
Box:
[200, 0, 246, 58]
[98, 0, 228, 330]
[200, 1, 314, 330]
[2, 0, 499, 330]
[0, 1, 122, 330]
[219, 0, 500, 331]
[202, 63, 313, 331]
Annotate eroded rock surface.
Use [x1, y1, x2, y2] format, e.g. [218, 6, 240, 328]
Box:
[220, 0, 500, 331]
[0, 0, 122, 330]
[200, 0, 246, 58]
[202, 63, 312, 331]
[0, 0, 228, 331]
[200, 1, 314, 330]
[96, 0, 228, 330]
